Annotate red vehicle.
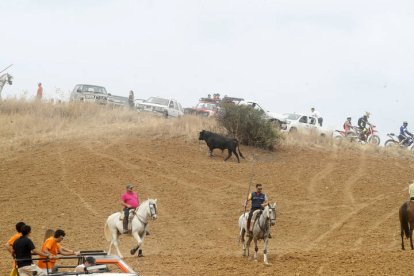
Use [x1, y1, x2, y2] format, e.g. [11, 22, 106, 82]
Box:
[184, 97, 219, 117]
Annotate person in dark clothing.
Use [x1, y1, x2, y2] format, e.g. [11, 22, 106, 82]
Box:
[357, 112, 370, 141]
[12, 225, 53, 276]
[244, 183, 269, 236]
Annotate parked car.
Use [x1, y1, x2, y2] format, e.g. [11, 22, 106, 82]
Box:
[107, 94, 130, 108]
[281, 112, 332, 136]
[137, 96, 184, 117]
[70, 84, 108, 105]
[238, 100, 287, 129]
[184, 97, 219, 117]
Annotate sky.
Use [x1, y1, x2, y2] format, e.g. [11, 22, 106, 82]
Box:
[1, 0, 414, 137]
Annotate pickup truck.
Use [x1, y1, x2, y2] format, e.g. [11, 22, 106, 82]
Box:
[280, 112, 332, 136]
[238, 100, 287, 129]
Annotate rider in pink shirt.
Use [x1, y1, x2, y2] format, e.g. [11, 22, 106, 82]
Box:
[120, 184, 140, 233]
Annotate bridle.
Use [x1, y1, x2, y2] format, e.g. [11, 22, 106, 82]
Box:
[258, 205, 276, 232]
[134, 201, 157, 225]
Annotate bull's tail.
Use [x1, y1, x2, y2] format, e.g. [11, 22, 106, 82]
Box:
[234, 139, 245, 159]
[400, 202, 410, 238]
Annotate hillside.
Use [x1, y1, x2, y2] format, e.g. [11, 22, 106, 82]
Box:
[1, 101, 414, 275]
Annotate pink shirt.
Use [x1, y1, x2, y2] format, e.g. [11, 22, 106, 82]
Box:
[121, 191, 139, 208]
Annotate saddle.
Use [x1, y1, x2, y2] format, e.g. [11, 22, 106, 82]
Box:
[246, 210, 262, 232]
[119, 210, 136, 231]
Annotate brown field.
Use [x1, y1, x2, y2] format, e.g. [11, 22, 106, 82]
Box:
[2, 101, 414, 275]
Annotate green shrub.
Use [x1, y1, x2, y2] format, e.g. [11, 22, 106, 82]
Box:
[217, 104, 282, 150]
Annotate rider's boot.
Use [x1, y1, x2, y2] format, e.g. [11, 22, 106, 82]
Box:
[122, 217, 129, 234]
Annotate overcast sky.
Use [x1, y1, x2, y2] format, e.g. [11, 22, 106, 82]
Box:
[1, 0, 414, 135]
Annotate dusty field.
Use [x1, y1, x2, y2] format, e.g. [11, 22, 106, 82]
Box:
[1, 104, 414, 275]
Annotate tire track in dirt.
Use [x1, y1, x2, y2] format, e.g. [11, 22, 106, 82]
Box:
[343, 154, 367, 206]
[304, 152, 338, 251]
[352, 187, 407, 250]
[311, 190, 402, 248]
[57, 149, 98, 215]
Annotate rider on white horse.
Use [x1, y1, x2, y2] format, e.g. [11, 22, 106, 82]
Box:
[244, 183, 269, 237]
[120, 184, 140, 234]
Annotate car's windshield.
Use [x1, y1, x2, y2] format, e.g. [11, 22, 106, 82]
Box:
[284, 113, 301, 120]
[80, 85, 107, 94]
[145, 97, 169, 106]
[196, 102, 216, 110]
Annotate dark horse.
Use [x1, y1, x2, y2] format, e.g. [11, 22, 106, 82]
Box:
[399, 200, 414, 250]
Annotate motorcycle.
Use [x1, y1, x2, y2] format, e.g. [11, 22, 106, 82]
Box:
[384, 133, 414, 152]
[334, 124, 380, 145]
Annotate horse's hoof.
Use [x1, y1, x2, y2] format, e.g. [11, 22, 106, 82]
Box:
[138, 253, 144, 257]
[130, 249, 136, 255]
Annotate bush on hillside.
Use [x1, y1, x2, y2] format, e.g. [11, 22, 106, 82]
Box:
[217, 104, 282, 150]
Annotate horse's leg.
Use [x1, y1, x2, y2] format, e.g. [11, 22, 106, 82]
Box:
[131, 230, 143, 256]
[241, 228, 247, 256]
[246, 236, 253, 258]
[410, 227, 414, 250]
[263, 236, 269, 265]
[111, 231, 123, 259]
[401, 226, 405, 250]
[253, 238, 258, 261]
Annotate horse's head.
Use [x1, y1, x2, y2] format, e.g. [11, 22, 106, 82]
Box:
[7, 74, 13, 85]
[268, 203, 277, 226]
[148, 199, 158, 220]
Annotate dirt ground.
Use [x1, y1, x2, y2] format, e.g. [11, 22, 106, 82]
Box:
[2, 134, 414, 275]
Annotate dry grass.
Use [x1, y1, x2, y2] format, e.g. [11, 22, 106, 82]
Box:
[1, 100, 413, 161]
[0, 100, 220, 156]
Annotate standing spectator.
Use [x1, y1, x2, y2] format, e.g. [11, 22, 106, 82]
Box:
[43, 229, 55, 242]
[38, 229, 79, 273]
[4, 221, 25, 270]
[311, 107, 323, 127]
[36, 83, 43, 100]
[128, 90, 135, 109]
[12, 225, 52, 276]
[4, 221, 25, 255]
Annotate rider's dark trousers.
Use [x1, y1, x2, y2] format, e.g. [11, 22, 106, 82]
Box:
[123, 208, 132, 230]
[247, 207, 262, 231]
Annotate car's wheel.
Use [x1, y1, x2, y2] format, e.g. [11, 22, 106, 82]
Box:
[164, 110, 168, 118]
[289, 127, 297, 133]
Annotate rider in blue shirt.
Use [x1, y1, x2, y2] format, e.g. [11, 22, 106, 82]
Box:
[244, 183, 268, 236]
[399, 121, 413, 146]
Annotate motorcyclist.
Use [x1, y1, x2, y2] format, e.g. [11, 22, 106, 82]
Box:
[343, 117, 354, 136]
[357, 112, 370, 141]
[399, 121, 413, 146]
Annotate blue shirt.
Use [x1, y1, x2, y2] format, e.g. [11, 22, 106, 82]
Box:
[400, 125, 413, 137]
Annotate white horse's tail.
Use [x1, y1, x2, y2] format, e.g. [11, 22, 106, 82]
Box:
[104, 218, 112, 242]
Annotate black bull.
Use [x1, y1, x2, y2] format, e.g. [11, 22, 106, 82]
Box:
[199, 130, 245, 163]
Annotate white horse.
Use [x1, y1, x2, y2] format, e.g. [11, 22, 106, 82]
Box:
[238, 203, 277, 264]
[104, 198, 157, 258]
[0, 73, 13, 100]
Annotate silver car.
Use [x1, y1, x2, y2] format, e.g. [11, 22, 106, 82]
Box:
[137, 96, 184, 117]
[70, 84, 108, 105]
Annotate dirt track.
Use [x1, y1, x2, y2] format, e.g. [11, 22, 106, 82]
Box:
[2, 135, 414, 275]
